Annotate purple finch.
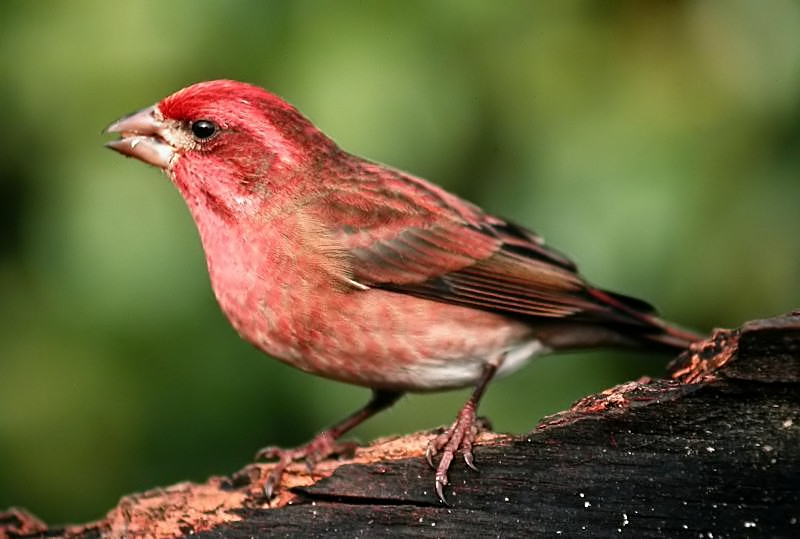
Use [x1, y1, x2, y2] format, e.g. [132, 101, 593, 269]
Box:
[105, 80, 699, 502]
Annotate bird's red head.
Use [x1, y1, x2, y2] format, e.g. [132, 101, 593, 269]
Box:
[105, 80, 337, 221]
[158, 80, 333, 168]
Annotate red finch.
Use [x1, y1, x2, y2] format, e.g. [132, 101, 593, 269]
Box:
[105, 80, 699, 502]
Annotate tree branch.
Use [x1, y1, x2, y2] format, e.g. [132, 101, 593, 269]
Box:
[3, 313, 799, 538]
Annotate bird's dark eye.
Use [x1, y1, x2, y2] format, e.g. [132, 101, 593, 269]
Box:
[190, 120, 218, 140]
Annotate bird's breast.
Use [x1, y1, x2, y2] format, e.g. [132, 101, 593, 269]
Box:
[195, 215, 539, 392]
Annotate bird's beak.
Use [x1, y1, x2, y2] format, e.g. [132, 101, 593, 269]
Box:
[104, 106, 176, 169]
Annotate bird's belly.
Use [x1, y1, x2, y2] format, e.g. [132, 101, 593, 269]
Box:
[401, 337, 549, 391]
[229, 284, 539, 392]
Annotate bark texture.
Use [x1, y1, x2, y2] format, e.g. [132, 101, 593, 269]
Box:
[2, 313, 798, 538]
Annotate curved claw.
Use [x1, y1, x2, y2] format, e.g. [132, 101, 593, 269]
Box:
[254, 445, 282, 461]
[425, 442, 437, 468]
[435, 476, 448, 505]
[263, 455, 291, 500]
[463, 451, 478, 472]
[263, 471, 279, 500]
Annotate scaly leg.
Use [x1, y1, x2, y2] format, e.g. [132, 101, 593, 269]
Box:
[256, 389, 402, 498]
[426, 361, 498, 503]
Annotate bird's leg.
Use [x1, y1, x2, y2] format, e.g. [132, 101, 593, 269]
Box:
[426, 360, 499, 503]
[256, 389, 402, 499]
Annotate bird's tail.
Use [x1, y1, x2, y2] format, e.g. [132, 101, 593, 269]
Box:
[643, 322, 703, 351]
[588, 288, 702, 351]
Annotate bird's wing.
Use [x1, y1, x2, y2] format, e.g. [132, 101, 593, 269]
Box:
[311, 167, 656, 325]
[350, 223, 599, 319]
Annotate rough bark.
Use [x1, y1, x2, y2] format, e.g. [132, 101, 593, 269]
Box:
[2, 313, 799, 538]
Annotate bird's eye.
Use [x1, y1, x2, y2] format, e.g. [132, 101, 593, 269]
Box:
[190, 120, 218, 140]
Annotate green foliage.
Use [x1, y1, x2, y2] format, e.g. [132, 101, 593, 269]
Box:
[1, 0, 798, 523]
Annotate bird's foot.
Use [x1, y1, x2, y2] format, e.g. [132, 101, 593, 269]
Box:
[255, 432, 359, 499]
[425, 402, 483, 504]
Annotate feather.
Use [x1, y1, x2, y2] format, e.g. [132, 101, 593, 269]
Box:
[308, 163, 659, 329]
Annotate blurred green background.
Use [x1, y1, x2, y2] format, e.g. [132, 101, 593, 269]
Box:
[1, 0, 799, 524]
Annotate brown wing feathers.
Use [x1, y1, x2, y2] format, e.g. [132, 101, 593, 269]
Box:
[320, 167, 662, 331]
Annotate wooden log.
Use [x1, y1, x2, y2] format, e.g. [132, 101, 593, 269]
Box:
[2, 313, 798, 538]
